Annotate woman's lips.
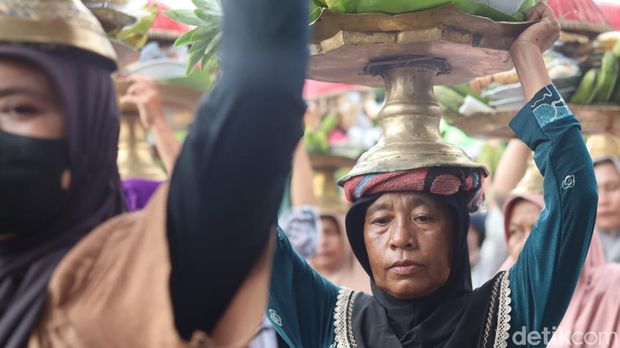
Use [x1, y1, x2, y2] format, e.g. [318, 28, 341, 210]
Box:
[598, 211, 615, 218]
[389, 260, 423, 275]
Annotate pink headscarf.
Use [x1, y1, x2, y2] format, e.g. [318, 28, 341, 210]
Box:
[546, 232, 620, 348]
[501, 193, 620, 348]
[501, 193, 545, 245]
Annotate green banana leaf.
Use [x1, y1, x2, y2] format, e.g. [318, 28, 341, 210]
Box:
[315, 0, 533, 22]
[310, 0, 324, 24]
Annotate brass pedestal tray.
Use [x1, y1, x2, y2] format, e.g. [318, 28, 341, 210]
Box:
[447, 105, 620, 138]
[308, 5, 531, 183]
[310, 5, 531, 87]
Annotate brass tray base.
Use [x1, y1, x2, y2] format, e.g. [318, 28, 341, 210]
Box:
[309, 5, 531, 86]
[448, 105, 620, 138]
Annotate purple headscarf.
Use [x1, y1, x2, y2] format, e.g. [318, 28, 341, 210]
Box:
[0, 45, 125, 348]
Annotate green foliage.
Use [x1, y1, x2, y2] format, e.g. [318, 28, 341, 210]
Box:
[313, 0, 538, 22]
[166, 0, 222, 75]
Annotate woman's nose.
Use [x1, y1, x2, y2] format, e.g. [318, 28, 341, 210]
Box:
[389, 219, 417, 250]
[598, 189, 609, 206]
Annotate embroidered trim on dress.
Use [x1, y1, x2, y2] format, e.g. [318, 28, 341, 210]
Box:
[481, 273, 502, 348]
[493, 271, 513, 348]
[333, 288, 359, 348]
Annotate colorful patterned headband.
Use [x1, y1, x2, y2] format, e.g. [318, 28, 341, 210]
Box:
[342, 167, 485, 212]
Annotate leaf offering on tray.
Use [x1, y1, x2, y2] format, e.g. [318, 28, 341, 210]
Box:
[312, 0, 537, 22]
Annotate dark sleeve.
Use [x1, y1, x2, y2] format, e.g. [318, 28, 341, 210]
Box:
[165, 0, 309, 339]
[507, 85, 598, 344]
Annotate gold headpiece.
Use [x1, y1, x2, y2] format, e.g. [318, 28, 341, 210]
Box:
[0, 0, 117, 65]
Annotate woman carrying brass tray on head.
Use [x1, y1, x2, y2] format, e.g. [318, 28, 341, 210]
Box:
[267, 3, 598, 347]
[0, 0, 308, 347]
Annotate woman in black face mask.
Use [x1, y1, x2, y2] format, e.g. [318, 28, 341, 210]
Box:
[0, 0, 308, 347]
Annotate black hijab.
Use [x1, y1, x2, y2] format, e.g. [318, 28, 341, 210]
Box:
[0, 45, 125, 348]
[345, 192, 501, 347]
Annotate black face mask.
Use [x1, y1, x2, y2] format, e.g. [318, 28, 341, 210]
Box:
[0, 130, 70, 235]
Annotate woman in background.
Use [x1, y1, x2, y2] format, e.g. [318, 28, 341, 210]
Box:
[497, 141, 620, 348]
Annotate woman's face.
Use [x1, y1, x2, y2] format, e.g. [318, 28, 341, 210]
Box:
[594, 162, 620, 231]
[364, 192, 453, 299]
[0, 58, 63, 139]
[467, 226, 482, 266]
[310, 216, 346, 273]
[507, 199, 542, 260]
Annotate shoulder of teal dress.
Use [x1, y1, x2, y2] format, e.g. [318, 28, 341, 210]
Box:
[267, 227, 340, 347]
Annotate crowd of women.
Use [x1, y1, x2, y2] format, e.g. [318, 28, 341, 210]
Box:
[1, 0, 619, 347]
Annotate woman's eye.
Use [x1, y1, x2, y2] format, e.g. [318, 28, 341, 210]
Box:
[2, 104, 39, 116]
[413, 215, 432, 223]
[509, 229, 518, 236]
[373, 217, 392, 225]
[326, 228, 339, 236]
[605, 183, 620, 192]
[12, 105, 39, 115]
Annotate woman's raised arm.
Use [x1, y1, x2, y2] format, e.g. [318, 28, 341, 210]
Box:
[165, 0, 309, 343]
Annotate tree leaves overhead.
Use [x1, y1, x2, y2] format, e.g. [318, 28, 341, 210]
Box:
[166, 0, 222, 75]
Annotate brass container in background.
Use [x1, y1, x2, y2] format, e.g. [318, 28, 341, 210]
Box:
[310, 153, 355, 214]
[117, 114, 167, 180]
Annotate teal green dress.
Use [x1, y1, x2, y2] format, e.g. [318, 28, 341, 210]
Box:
[267, 85, 598, 348]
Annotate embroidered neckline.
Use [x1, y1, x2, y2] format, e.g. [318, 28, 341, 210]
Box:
[334, 274, 512, 348]
[481, 273, 502, 348]
[333, 288, 359, 348]
[493, 271, 513, 348]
